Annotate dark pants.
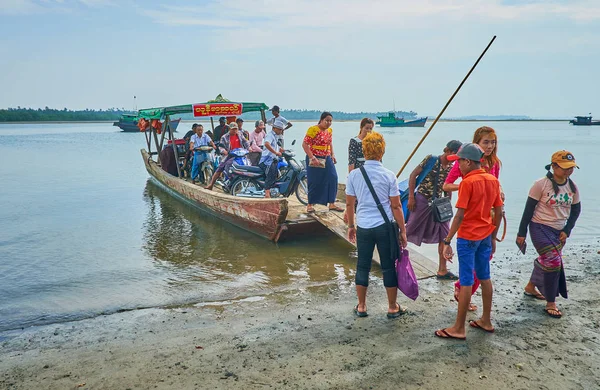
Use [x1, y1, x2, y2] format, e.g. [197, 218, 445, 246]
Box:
[356, 223, 398, 288]
[216, 154, 235, 175]
[259, 160, 278, 189]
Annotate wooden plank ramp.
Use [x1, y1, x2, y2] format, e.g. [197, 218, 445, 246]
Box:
[310, 210, 438, 280]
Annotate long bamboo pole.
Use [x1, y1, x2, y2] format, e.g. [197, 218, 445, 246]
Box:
[396, 35, 497, 178]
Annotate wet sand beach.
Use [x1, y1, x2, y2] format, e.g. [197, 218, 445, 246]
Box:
[2, 243, 599, 390]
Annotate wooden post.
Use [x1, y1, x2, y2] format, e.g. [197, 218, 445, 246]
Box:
[152, 120, 161, 164]
[396, 36, 497, 178]
[144, 128, 151, 154]
[210, 117, 215, 132]
[261, 109, 266, 124]
[158, 118, 167, 152]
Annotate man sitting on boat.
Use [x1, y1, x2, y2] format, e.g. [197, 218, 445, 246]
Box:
[259, 121, 285, 198]
[212, 116, 228, 143]
[205, 122, 250, 191]
[190, 124, 216, 184]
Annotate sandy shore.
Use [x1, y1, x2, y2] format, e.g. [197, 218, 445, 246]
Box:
[1, 243, 599, 390]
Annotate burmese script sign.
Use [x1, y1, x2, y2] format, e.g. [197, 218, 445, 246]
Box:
[192, 103, 243, 117]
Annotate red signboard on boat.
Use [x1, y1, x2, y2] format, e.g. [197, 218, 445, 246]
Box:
[192, 103, 243, 117]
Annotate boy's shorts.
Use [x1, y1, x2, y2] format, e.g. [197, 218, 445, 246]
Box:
[457, 235, 493, 286]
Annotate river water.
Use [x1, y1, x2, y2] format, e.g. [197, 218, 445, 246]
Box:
[0, 120, 597, 332]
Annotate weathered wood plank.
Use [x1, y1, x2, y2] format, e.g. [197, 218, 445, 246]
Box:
[310, 210, 437, 280]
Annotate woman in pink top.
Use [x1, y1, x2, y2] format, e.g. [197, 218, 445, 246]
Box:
[442, 126, 503, 311]
[248, 120, 267, 165]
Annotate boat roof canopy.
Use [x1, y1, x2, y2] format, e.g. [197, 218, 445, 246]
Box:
[137, 94, 269, 120]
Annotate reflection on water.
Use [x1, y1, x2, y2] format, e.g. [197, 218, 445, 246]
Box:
[141, 180, 357, 302]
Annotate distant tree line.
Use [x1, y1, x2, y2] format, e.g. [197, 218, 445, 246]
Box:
[178, 109, 419, 121]
[0, 107, 133, 122]
[0, 107, 418, 122]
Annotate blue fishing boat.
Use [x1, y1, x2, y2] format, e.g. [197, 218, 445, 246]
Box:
[569, 115, 600, 126]
[376, 112, 427, 128]
[113, 114, 181, 132]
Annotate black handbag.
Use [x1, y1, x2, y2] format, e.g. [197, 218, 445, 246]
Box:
[430, 161, 453, 223]
[359, 166, 400, 261]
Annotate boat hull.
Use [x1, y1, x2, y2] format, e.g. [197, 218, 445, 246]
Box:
[141, 149, 289, 241]
[117, 118, 181, 132]
[569, 121, 600, 126]
[377, 117, 427, 128]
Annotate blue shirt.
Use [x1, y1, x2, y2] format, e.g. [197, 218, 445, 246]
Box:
[345, 160, 400, 229]
[190, 133, 211, 149]
[259, 130, 283, 165]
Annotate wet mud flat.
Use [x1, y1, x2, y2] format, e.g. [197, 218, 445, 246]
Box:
[1, 243, 599, 390]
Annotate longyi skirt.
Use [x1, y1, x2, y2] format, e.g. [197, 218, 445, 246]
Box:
[306, 155, 338, 205]
[406, 193, 449, 246]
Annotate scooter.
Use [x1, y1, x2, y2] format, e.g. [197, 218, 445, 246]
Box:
[215, 147, 250, 193]
[228, 148, 308, 205]
[195, 145, 216, 184]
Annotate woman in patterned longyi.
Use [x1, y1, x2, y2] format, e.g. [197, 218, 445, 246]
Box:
[302, 112, 344, 213]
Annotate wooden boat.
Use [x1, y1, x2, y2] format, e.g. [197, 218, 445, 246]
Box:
[113, 114, 181, 132]
[569, 115, 600, 126]
[376, 112, 427, 128]
[137, 95, 438, 279]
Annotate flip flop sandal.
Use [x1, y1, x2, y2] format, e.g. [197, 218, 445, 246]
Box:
[386, 303, 407, 319]
[353, 305, 368, 318]
[469, 320, 495, 333]
[328, 205, 345, 212]
[524, 291, 545, 300]
[544, 308, 562, 318]
[436, 272, 458, 281]
[434, 328, 466, 340]
[306, 207, 315, 213]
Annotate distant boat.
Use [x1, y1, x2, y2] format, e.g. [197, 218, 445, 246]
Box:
[569, 115, 600, 126]
[113, 114, 181, 132]
[376, 112, 427, 128]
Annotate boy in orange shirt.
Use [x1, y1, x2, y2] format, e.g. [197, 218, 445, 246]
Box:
[435, 143, 503, 340]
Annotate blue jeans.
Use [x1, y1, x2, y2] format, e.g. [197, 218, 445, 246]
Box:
[191, 151, 208, 181]
[457, 235, 492, 286]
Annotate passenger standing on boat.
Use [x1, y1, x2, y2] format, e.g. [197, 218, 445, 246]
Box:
[190, 124, 216, 184]
[212, 117, 228, 143]
[346, 132, 407, 318]
[182, 126, 196, 177]
[516, 151, 581, 319]
[302, 112, 344, 213]
[435, 143, 503, 340]
[267, 105, 293, 131]
[205, 122, 249, 191]
[259, 122, 285, 198]
[248, 120, 267, 166]
[405, 140, 462, 280]
[347, 118, 374, 172]
[442, 126, 503, 311]
[236, 118, 250, 141]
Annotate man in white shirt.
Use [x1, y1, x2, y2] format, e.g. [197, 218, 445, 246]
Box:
[266, 105, 292, 131]
[189, 124, 216, 184]
[259, 123, 284, 198]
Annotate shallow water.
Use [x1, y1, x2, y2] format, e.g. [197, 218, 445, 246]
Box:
[0, 120, 597, 332]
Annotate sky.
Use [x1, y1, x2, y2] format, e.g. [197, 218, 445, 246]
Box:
[0, 0, 599, 118]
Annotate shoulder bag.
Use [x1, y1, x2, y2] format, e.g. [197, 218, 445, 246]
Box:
[430, 160, 453, 223]
[359, 166, 418, 300]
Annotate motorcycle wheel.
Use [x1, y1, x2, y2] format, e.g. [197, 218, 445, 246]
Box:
[201, 166, 214, 185]
[230, 178, 260, 197]
[295, 177, 309, 205]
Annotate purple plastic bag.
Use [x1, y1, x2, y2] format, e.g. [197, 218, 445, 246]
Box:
[396, 249, 419, 301]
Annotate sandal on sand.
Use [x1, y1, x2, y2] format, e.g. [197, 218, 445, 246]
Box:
[524, 290, 545, 300]
[544, 307, 562, 318]
[328, 205, 345, 212]
[306, 206, 315, 213]
[436, 271, 458, 281]
[353, 305, 368, 318]
[386, 303, 407, 319]
[469, 320, 495, 333]
[434, 328, 466, 340]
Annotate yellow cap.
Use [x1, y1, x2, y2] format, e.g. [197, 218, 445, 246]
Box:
[551, 150, 578, 169]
